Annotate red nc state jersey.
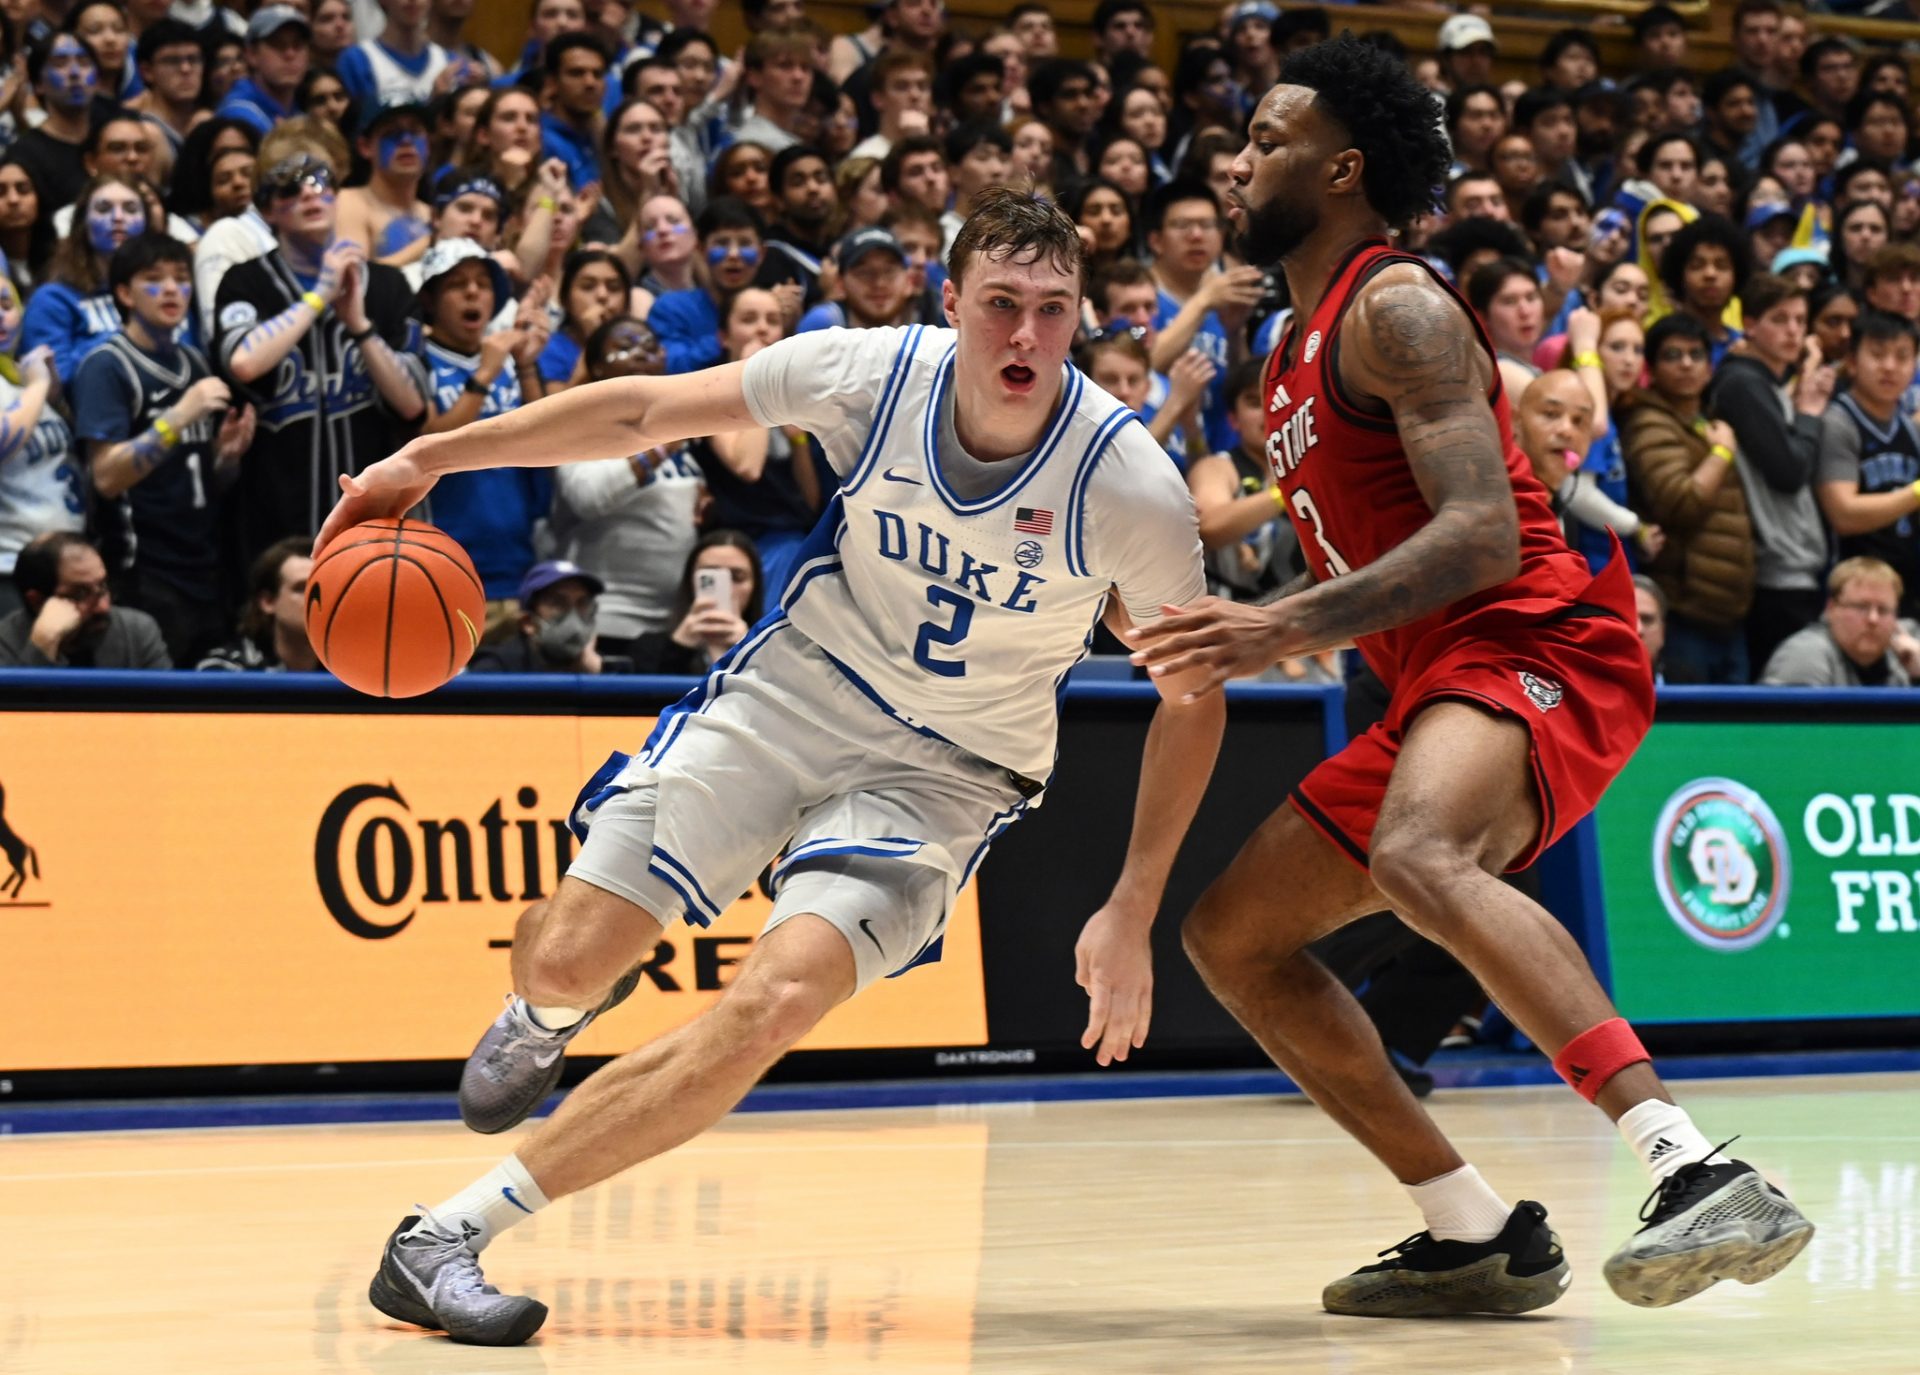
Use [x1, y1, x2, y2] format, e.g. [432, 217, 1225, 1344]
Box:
[1263, 239, 1608, 691]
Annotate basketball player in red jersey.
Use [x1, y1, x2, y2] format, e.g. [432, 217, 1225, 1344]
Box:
[1128, 36, 1815, 1316]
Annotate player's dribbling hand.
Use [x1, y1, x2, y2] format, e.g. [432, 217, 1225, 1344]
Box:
[314, 449, 437, 556]
[1125, 597, 1295, 699]
[1074, 904, 1153, 1067]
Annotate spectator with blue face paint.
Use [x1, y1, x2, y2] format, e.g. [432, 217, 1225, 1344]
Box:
[646, 196, 766, 374]
[11, 33, 102, 213]
[21, 174, 148, 382]
[218, 6, 311, 137]
[213, 152, 428, 569]
[74, 232, 257, 666]
[335, 99, 434, 269]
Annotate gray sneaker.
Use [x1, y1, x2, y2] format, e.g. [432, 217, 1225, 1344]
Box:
[367, 1212, 547, 1346]
[458, 967, 643, 1134]
[1604, 1156, 1815, 1308]
[1323, 1200, 1572, 1317]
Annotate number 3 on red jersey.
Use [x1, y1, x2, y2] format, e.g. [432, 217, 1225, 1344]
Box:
[1290, 487, 1352, 577]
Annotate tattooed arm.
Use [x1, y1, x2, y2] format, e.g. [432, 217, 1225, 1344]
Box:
[1278, 267, 1519, 643]
[1126, 267, 1517, 695]
[1259, 566, 1317, 604]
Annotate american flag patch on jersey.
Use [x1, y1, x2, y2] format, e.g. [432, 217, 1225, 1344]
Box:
[1014, 507, 1054, 535]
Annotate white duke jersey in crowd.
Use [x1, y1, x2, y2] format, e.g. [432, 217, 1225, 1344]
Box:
[741, 325, 1205, 782]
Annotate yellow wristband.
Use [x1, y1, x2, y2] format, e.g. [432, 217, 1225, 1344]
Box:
[1269, 482, 1287, 514]
[1573, 350, 1602, 370]
[301, 290, 326, 314]
[1911, 478, 1920, 503]
[1710, 443, 1735, 464]
[536, 195, 558, 212]
[152, 417, 179, 448]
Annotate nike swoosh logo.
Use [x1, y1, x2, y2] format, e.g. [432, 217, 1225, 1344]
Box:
[857, 917, 886, 953]
[882, 468, 922, 484]
[502, 1186, 534, 1215]
[531, 1048, 563, 1068]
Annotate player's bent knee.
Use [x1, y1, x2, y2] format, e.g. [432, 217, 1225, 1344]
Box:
[715, 976, 835, 1062]
[1368, 833, 1477, 929]
[1182, 884, 1280, 977]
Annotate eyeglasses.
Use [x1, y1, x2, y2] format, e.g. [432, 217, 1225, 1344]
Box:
[151, 52, 202, 69]
[1163, 216, 1221, 235]
[1086, 322, 1149, 343]
[56, 582, 109, 604]
[1834, 599, 1897, 619]
[1657, 347, 1707, 364]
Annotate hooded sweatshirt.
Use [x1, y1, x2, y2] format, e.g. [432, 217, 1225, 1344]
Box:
[1705, 352, 1827, 591]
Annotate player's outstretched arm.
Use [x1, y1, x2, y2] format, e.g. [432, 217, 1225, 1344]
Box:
[1127, 268, 1520, 693]
[1075, 599, 1226, 1066]
[315, 362, 760, 552]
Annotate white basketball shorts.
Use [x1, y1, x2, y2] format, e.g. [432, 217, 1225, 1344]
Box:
[565, 617, 1038, 990]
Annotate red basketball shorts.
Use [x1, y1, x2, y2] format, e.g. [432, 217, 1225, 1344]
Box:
[1290, 606, 1655, 873]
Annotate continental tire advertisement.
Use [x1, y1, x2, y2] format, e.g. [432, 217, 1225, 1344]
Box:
[1596, 722, 1920, 1023]
[0, 712, 987, 1070]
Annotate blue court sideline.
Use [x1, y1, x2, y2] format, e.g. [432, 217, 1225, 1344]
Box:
[5, 1046, 1918, 1136]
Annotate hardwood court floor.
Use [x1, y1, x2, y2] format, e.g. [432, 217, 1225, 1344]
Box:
[1, 1072, 1912, 1375]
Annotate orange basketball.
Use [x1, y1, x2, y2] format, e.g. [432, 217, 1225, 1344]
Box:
[306, 519, 486, 698]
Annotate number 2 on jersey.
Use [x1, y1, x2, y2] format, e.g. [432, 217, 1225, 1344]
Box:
[1289, 487, 1351, 576]
[913, 584, 973, 677]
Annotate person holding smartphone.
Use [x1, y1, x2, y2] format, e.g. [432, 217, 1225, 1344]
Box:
[628, 529, 764, 674]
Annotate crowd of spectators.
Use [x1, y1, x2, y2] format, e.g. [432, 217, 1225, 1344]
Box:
[0, 0, 1915, 689]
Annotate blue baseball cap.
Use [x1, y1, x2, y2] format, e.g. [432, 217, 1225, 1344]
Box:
[517, 560, 605, 605]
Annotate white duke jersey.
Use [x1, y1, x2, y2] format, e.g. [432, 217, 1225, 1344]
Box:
[741, 325, 1205, 781]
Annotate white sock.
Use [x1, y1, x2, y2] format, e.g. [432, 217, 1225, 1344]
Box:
[411, 1155, 551, 1252]
[1405, 1164, 1512, 1243]
[523, 1000, 586, 1032]
[1618, 1099, 1728, 1182]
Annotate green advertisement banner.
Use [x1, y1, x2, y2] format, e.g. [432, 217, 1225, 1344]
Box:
[1596, 722, 1920, 1023]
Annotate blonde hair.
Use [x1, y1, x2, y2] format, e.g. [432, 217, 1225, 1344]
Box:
[260, 116, 350, 181]
[1828, 556, 1904, 601]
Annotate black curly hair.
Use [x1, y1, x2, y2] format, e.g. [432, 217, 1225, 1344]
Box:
[1278, 33, 1450, 230]
[1657, 213, 1750, 304]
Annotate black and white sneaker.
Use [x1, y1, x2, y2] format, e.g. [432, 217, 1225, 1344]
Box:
[1604, 1152, 1815, 1308]
[458, 965, 645, 1134]
[1323, 1200, 1571, 1317]
[368, 1212, 547, 1346]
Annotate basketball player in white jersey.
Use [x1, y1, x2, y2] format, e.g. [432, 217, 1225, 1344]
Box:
[317, 188, 1223, 1347]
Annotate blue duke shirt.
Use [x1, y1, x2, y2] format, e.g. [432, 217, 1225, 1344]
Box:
[422, 338, 550, 599]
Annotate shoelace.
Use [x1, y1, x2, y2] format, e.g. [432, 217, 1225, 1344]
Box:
[1637, 1135, 1742, 1223]
[485, 996, 555, 1066]
[1378, 1230, 1435, 1259]
[402, 1206, 491, 1300]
